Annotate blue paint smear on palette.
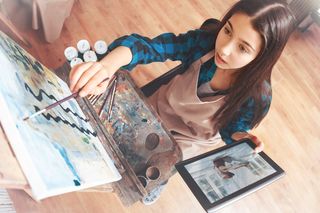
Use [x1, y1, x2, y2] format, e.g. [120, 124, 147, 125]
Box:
[97, 72, 175, 172]
[112, 119, 136, 144]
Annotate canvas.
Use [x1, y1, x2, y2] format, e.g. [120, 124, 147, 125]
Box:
[0, 31, 121, 200]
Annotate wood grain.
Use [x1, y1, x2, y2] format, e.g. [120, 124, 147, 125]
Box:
[2, 0, 320, 212]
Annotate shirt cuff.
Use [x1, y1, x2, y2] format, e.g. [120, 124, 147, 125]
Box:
[108, 35, 140, 70]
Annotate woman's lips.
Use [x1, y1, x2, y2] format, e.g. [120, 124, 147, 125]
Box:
[216, 53, 227, 64]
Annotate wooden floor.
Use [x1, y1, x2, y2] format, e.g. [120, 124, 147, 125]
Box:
[3, 0, 320, 212]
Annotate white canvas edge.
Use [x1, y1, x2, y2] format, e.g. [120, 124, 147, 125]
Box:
[0, 93, 46, 200]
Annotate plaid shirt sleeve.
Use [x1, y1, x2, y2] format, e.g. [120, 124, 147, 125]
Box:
[219, 83, 272, 144]
[108, 29, 215, 70]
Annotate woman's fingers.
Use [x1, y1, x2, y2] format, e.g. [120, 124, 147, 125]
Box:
[78, 70, 112, 97]
[245, 134, 264, 153]
[246, 134, 264, 153]
[231, 132, 264, 153]
[232, 132, 247, 140]
[69, 62, 94, 91]
[72, 62, 104, 94]
[68, 61, 115, 97]
[92, 79, 112, 95]
[253, 137, 264, 153]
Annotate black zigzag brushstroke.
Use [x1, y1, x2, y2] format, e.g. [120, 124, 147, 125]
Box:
[24, 83, 89, 122]
[0, 36, 44, 74]
[34, 105, 97, 137]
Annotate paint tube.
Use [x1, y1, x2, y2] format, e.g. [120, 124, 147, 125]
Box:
[83, 50, 98, 62]
[70, 57, 83, 68]
[94, 40, 108, 61]
[76, 39, 91, 60]
[64, 46, 78, 61]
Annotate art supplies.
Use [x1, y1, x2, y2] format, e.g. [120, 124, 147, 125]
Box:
[64, 46, 78, 61]
[0, 31, 121, 201]
[70, 57, 83, 68]
[65, 39, 108, 65]
[0, 31, 181, 206]
[94, 40, 108, 60]
[83, 50, 98, 62]
[106, 78, 117, 121]
[22, 91, 79, 121]
[98, 75, 117, 117]
[76, 39, 91, 54]
[92, 71, 182, 194]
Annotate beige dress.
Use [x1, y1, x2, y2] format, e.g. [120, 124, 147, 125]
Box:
[148, 50, 225, 160]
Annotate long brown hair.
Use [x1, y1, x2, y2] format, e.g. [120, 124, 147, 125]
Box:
[213, 0, 295, 131]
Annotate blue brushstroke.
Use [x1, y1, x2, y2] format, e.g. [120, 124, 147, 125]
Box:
[52, 142, 81, 186]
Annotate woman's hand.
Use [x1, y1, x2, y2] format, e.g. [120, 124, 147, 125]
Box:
[231, 132, 264, 153]
[69, 61, 116, 97]
[69, 46, 133, 97]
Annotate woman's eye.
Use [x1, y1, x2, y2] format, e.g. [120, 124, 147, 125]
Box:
[239, 44, 248, 53]
[224, 27, 231, 35]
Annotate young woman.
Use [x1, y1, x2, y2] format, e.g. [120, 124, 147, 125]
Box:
[69, 0, 295, 204]
[69, 0, 295, 157]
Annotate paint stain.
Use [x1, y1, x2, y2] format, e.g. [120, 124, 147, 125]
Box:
[118, 143, 145, 172]
[82, 137, 90, 144]
[112, 120, 136, 144]
[73, 180, 81, 186]
[117, 84, 128, 92]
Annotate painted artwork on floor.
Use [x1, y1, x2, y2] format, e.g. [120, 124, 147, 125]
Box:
[0, 31, 121, 200]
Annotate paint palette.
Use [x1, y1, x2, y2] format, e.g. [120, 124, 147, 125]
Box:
[92, 70, 182, 191]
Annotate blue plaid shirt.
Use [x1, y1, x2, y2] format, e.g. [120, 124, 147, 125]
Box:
[109, 29, 271, 144]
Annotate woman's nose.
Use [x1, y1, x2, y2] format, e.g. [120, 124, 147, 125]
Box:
[220, 41, 233, 56]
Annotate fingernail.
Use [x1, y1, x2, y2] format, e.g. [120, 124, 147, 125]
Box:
[254, 148, 261, 154]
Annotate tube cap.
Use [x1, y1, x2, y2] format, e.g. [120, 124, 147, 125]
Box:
[77, 39, 90, 53]
[64, 46, 78, 61]
[94, 40, 108, 55]
[70, 57, 83, 68]
[83, 50, 98, 62]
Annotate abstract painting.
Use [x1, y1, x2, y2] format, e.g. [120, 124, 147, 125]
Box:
[0, 31, 121, 200]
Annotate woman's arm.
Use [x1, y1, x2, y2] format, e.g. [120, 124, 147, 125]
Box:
[69, 30, 215, 96]
[219, 94, 271, 153]
[108, 30, 215, 70]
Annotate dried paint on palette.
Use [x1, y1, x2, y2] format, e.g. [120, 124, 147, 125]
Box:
[96, 72, 175, 173]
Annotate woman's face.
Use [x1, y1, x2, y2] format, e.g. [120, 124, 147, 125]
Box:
[215, 13, 263, 70]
